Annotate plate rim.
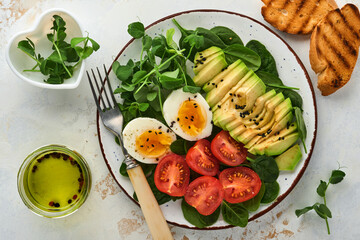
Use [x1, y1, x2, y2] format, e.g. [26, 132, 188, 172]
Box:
[97, 9, 318, 230]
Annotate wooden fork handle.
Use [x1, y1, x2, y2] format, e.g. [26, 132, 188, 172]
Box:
[127, 165, 174, 240]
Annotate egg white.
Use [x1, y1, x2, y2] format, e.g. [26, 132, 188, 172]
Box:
[122, 117, 176, 164]
[163, 88, 213, 141]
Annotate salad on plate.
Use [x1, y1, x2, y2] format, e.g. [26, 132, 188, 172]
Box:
[106, 14, 311, 229]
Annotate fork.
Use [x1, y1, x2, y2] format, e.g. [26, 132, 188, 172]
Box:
[87, 65, 173, 240]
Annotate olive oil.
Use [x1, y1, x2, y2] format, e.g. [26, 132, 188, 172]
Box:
[25, 152, 85, 211]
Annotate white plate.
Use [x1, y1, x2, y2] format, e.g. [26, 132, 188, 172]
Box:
[97, 10, 317, 229]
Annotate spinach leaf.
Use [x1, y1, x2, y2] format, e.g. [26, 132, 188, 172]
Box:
[256, 70, 283, 90]
[210, 26, 243, 46]
[256, 71, 300, 92]
[294, 107, 307, 153]
[223, 44, 261, 71]
[240, 183, 265, 212]
[221, 201, 249, 227]
[170, 138, 195, 155]
[250, 155, 279, 183]
[282, 89, 303, 109]
[170, 139, 188, 155]
[261, 181, 280, 204]
[119, 162, 129, 177]
[181, 200, 220, 228]
[246, 40, 278, 76]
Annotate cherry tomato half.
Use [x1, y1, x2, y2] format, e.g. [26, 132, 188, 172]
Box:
[184, 176, 224, 215]
[219, 167, 262, 203]
[211, 130, 247, 166]
[186, 139, 220, 176]
[154, 153, 190, 197]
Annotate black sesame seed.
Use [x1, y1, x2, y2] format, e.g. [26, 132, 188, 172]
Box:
[148, 130, 152, 133]
[159, 132, 162, 134]
[140, 145, 144, 147]
[177, 118, 180, 121]
[218, 105, 221, 109]
[188, 126, 191, 129]
[220, 79, 224, 82]
[68, 199, 72, 204]
[146, 138, 149, 142]
[151, 144, 155, 147]
[194, 106, 198, 108]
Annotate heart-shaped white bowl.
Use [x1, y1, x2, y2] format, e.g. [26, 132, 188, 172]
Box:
[6, 9, 85, 89]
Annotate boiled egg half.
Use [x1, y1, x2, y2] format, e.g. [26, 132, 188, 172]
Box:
[122, 117, 176, 164]
[163, 88, 213, 141]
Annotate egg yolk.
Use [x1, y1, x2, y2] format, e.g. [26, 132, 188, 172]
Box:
[177, 99, 206, 136]
[135, 130, 173, 158]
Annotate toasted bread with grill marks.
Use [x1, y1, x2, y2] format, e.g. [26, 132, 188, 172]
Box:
[310, 4, 360, 96]
[261, 0, 338, 34]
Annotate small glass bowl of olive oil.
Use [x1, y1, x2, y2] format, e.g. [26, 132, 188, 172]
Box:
[17, 144, 91, 218]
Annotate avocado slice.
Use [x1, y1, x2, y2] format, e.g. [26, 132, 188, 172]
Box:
[212, 71, 259, 128]
[193, 56, 227, 86]
[193, 50, 225, 75]
[225, 92, 284, 132]
[264, 133, 299, 156]
[275, 144, 302, 171]
[235, 95, 290, 144]
[203, 59, 241, 93]
[249, 122, 298, 155]
[206, 61, 249, 107]
[194, 46, 222, 63]
[245, 111, 294, 149]
[211, 70, 255, 113]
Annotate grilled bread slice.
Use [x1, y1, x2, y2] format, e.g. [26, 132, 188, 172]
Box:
[309, 4, 360, 96]
[261, 0, 338, 34]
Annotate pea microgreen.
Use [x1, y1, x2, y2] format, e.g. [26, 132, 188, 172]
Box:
[17, 15, 99, 84]
[112, 21, 204, 126]
[295, 168, 346, 235]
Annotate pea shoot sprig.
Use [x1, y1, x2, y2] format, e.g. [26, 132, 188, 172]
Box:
[112, 22, 204, 125]
[295, 168, 346, 235]
[17, 15, 99, 84]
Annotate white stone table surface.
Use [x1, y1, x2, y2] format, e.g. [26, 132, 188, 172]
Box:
[1, 0, 359, 239]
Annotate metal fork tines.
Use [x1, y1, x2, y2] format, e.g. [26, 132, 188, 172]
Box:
[87, 65, 138, 169]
